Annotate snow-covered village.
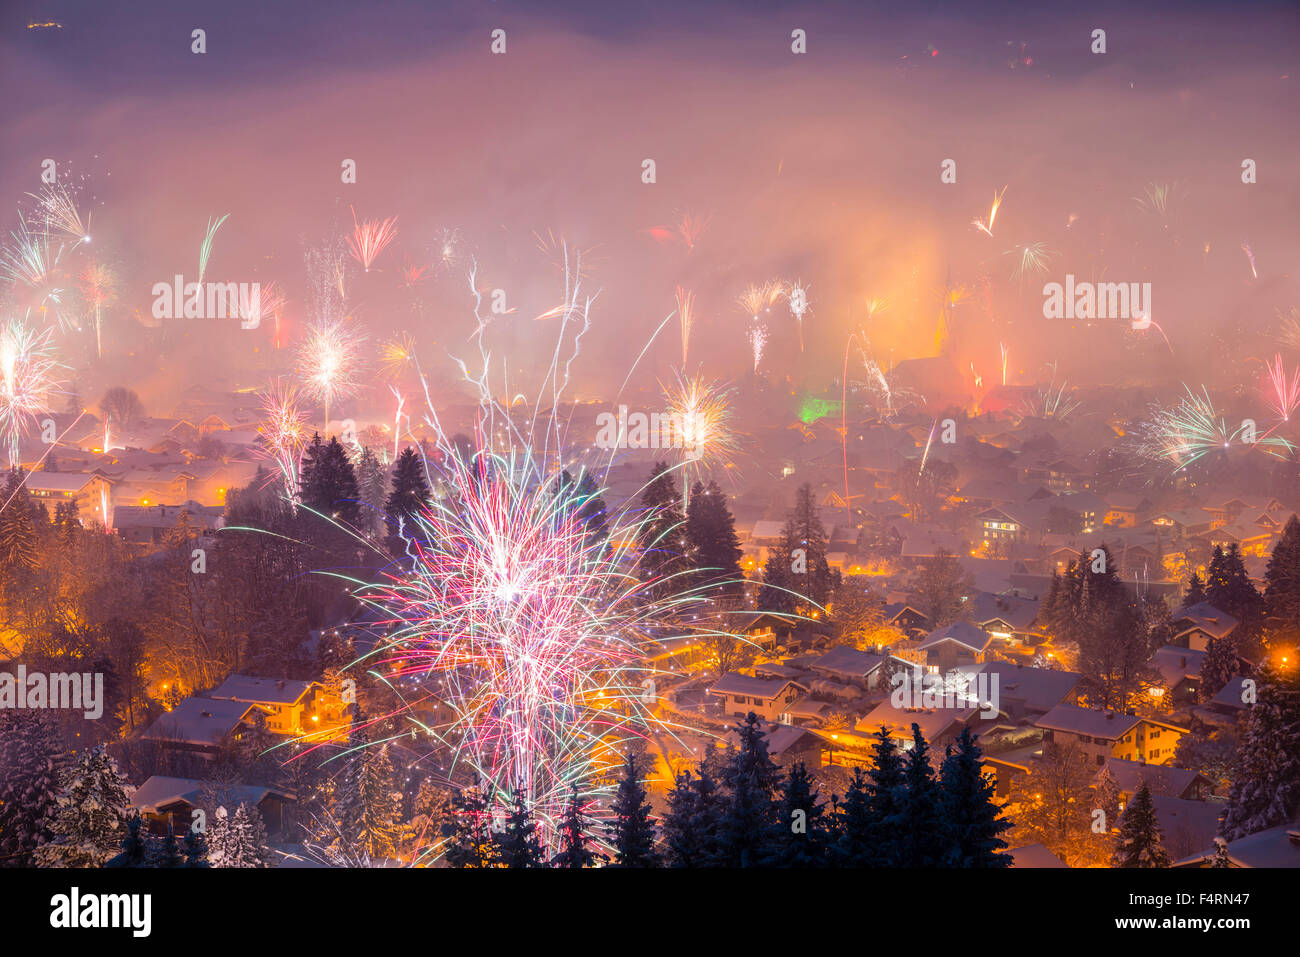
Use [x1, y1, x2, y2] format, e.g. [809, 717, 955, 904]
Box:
[0, 0, 1293, 941]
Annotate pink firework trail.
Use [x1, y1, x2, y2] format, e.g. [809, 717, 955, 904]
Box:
[348, 207, 398, 272]
[1264, 353, 1300, 423]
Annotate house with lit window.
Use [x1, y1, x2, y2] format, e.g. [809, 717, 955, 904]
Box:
[1146, 645, 1208, 704]
[1095, 758, 1211, 803]
[916, 621, 994, 671]
[1170, 601, 1238, 652]
[707, 672, 806, 723]
[208, 674, 326, 736]
[970, 592, 1043, 645]
[1034, 703, 1188, 766]
[24, 470, 115, 525]
[1103, 492, 1152, 528]
[139, 697, 258, 757]
[977, 507, 1032, 545]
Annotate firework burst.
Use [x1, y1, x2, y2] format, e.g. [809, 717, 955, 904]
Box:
[0, 318, 62, 466]
[971, 185, 1007, 237]
[1005, 241, 1055, 280]
[256, 380, 312, 499]
[27, 184, 91, 245]
[674, 286, 696, 366]
[661, 371, 738, 482]
[1137, 385, 1291, 471]
[348, 208, 398, 272]
[78, 260, 119, 359]
[748, 324, 768, 373]
[1263, 354, 1300, 423]
[296, 317, 367, 430]
[380, 332, 418, 381]
[786, 279, 811, 351]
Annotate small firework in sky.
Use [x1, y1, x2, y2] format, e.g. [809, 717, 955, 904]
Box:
[348, 207, 398, 272]
[786, 279, 810, 351]
[972, 186, 1007, 237]
[198, 214, 229, 285]
[0, 317, 62, 466]
[296, 317, 368, 428]
[674, 285, 696, 366]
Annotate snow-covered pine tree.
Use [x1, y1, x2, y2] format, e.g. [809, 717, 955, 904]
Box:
[1219, 666, 1300, 840]
[183, 827, 211, 867]
[1199, 634, 1240, 703]
[0, 710, 64, 866]
[937, 727, 1012, 867]
[157, 821, 184, 867]
[761, 761, 830, 867]
[495, 787, 544, 868]
[550, 784, 600, 869]
[105, 813, 152, 868]
[895, 724, 948, 866]
[864, 725, 906, 864]
[606, 751, 658, 867]
[1210, 836, 1232, 868]
[1111, 782, 1171, 867]
[830, 767, 872, 865]
[336, 743, 402, 861]
[712, 712, 780, 867]
[660, 771, 702, 867]
[33, 745, 132, 867]
[441, 779, 496, 868]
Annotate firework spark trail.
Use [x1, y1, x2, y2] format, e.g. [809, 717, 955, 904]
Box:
[1000, 343, 1009, 386]
[391, 386, 407, 463]
[380, 332, 418, 382]
[0, 317, 63, 466]
[1, 216, 67, 327]
[661, 371, 738, 487]
[27, 184, 91, 245]
[1263, 354, 1300, 423]
[78, 260, 118, 359]
[675, 211, 710, 252]
[748, 324, 768, 372]
[1138, 384, 1293, 471]
[1019, 369, 1081, 421]
[1242, 242, 1258, 280]
[786, 279, 810, 351]
[198, 214, 229, 285]
[256, 380, 311, 500]
[972, 186, 1007, 237]
[737, 280, 783, 320]
[348, 207, 398, 272]
[1006, 241, 1054, 280]
[296, 317, 367, 431]
[674, 286, 696, 366]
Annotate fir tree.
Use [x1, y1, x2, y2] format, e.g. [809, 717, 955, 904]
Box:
[938, 728, 1011, 867]
[356, 447, 388, 535]
[1111, 782, 1171, 867]
[33, 746, 132, 868]
[384, 446, 432, 546]
[712, 713, 781, 866]
[299, 434, 361, 525]
[105, 813, 151, 868]
[0, 468, 38, 577]
[607, 752, 658, 867]
[573, 471, 610, 548]
[550, 785, 601, 868]
[914, 550, 974, 628]
[207, 804, 271, 868]
[1183, 572, 1207, 607]
[762, 761, 830, 867]
[864, 726, 907, 865]
[660, 771, 704, 867]
[895, 724, 947, 866]
[335, 742, 403, 861]
[830, 767, 873, 865]
[1204, 544, 1264, 641]
[157, 821, 184, 868]
[183, 827, 211, 867]
[441, 779, 497, 868]
[781, 483, 838, 608]
[636, 463, 687, 599]
[685, 480, 744, 599]
[1264, 516, 1300, 636]
[1219, 666, 1300, 839]
[1199, 634, 1240, 702]
[0, 710, 64, 867]
[495, 787, 544, 868]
